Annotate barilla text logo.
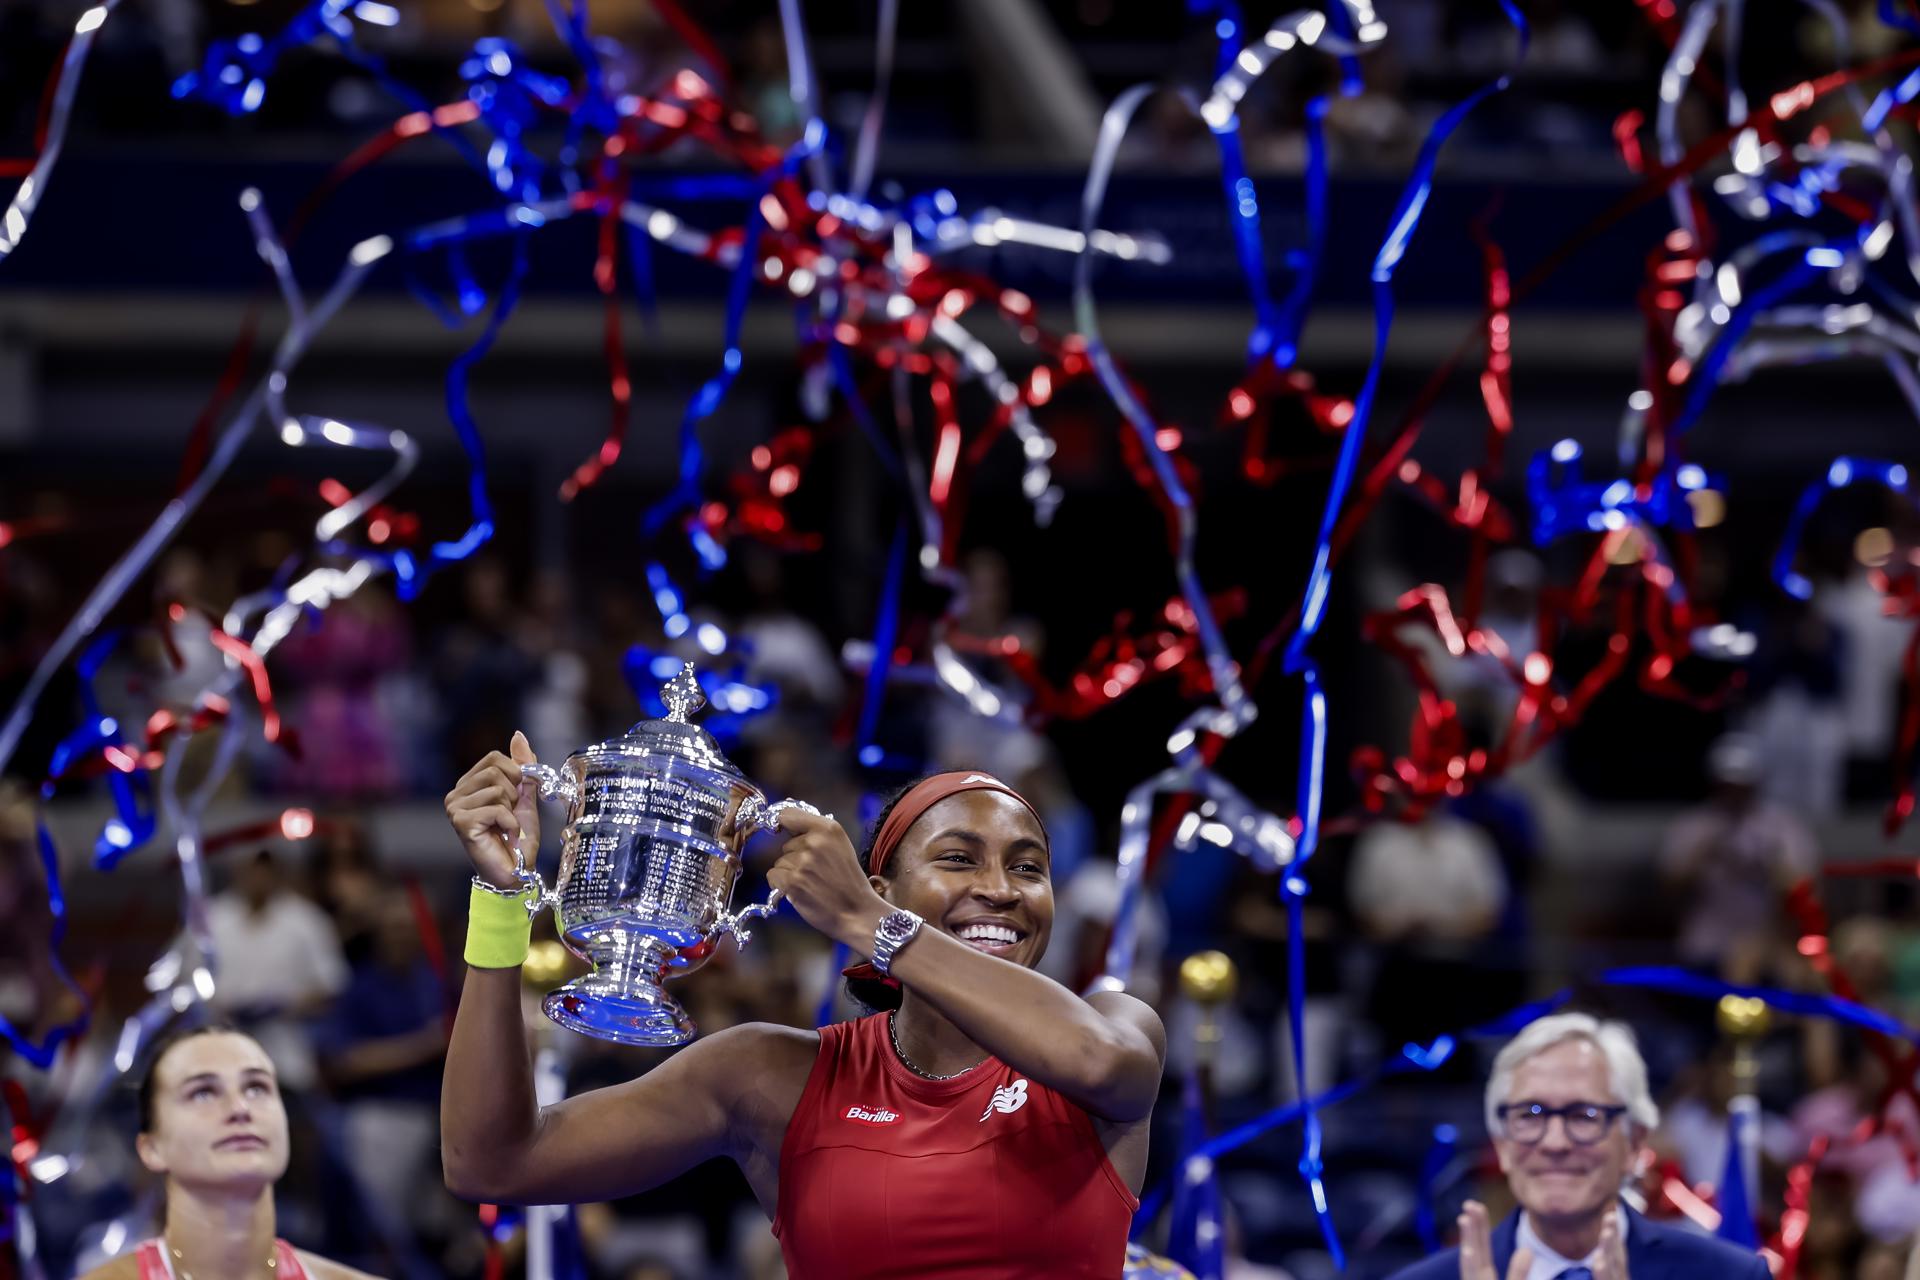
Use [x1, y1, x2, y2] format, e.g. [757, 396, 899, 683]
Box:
[846, 1105, 900, 1124]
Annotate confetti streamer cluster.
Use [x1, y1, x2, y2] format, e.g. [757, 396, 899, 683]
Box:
[9, 0, 1920, 1272]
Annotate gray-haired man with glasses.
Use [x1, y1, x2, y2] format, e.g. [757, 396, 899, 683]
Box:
[1387, 1013, 1768, 1280]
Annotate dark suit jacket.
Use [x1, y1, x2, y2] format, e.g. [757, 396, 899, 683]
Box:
[1383, 1204, 1770, 1280]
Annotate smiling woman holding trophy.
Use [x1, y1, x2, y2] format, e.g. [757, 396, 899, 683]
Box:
[438, 663, 1164, 1278]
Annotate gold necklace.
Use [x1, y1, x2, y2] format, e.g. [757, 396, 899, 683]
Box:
[165, 1236, 278, 1279]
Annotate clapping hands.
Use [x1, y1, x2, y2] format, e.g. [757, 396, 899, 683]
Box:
[1457, 1201, 1532, 1280]
[1455, 1200, 1629, 1280]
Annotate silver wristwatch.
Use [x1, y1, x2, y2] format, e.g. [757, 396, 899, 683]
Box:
[870, 908, 924, 977]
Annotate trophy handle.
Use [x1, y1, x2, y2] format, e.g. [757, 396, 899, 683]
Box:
[718, 797, 822, 946]
[518, 761, 578, 806]
[508, 761, 575, 915]
[715, 886, 785, 948]
[736, 795, 820, 837]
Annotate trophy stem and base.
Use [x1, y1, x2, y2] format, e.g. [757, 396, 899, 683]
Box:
[542, 934, 696, 1047]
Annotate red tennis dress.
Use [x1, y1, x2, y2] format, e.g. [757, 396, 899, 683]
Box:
[134, 1238, 309, 1278]
[774, 1012, 1139, 1278]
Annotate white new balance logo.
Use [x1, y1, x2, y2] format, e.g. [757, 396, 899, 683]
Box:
[845, 1105, 899, 1124]
[979, 1078, 1028, 1122]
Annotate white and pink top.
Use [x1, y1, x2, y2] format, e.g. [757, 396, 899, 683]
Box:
[133, 1238, 309, 1279]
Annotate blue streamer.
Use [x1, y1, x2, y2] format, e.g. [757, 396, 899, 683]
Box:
[1717, 1108, 1759, 1249]
[631, 136, 826, 653]
[1166, 1071, 1227, 1279]
[1598, 966, 1920, 1042]
[631, 557, 752, 718]
[1527, 442, 1723, 546]
[855, 521, 910, 768]
[174, 1, 488, 177]
[1282, 876, 1335, 1259]
[6, 627, 161, 1065]
[459, 38, 567, 202]
[1529, 238, 1884, 566]
[1320, 0, 1366, 98]
[1134, 1049, 1454, 1228]
[1414, 1124, 1460, 1252]
[650, 224, 761, 518]
[1199, 0, 1280, 364]
[1282, 0, 1530, 721]
[1250, 9, 1528, 1259]
[1, 820, 92, 1068]
[810, 193, 910, 487]
[823, 338, 907, 483]
[0, 1082, 30, 1247]
[639, 142, 804, 542]
[1191, 1, 1339, 368]
[553, 1201, 592, 1280]
[173, 2, 379, 114]
[1203, 0, 1244, 79]
[1863, 66, 1920, 133]
[619, 644, 776, 747]
[626, 175, 771, 203]
[399, 254, 473, 331]
[537, 0, 615, 134]
[1272, 96, 1330, 370]
[1879, 0, 1920, 37]
[54, 629, 158, 867]
[1772, 456, 1911, 599]
[622, 217, 662, 337]
[1132, 992, 1567, 1231]
[1667, 252, 1829, 441]
[329, 236, 521, 597]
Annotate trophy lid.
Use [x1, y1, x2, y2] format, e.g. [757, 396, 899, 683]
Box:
[586, 661, 749, 780]
[659, 663, 706, 724]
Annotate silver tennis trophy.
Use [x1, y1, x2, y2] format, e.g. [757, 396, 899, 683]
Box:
[510, 662, 818, 1046]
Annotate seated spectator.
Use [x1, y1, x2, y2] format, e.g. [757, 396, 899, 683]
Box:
[1748, 598, 1848, 817]
[205, 851, 349, 1094]
[318, 894, 456, 1274]
[1386, 1012, 1768, 1279]
[433, 556, 538, 777]
[1351, 814, 1507, 1070]
[1661, 733, 1819, 982]
[309, 820, 383, 964]
[269, 582, 412, 800]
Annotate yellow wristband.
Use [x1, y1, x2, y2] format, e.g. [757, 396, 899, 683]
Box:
[464, 881, 534, 969]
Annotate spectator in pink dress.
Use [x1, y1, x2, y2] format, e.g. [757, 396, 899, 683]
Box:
[269, 585, 412, 799]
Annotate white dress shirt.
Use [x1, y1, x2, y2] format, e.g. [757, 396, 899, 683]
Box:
[204, 890, 349, 1089]
[1514, 1204, 1627, 1280]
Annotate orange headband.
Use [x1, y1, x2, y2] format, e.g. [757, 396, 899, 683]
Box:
[843, 771, 1046, 986]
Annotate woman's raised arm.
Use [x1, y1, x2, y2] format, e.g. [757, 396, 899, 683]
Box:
[439, 735, 802, 1204]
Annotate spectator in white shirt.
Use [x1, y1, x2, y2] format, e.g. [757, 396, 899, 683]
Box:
[205, 851, 349, 1092]
[1661, 733, 1819, 982]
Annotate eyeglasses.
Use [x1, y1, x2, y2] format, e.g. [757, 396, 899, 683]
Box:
[1497, 1102, 1628, 1145]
